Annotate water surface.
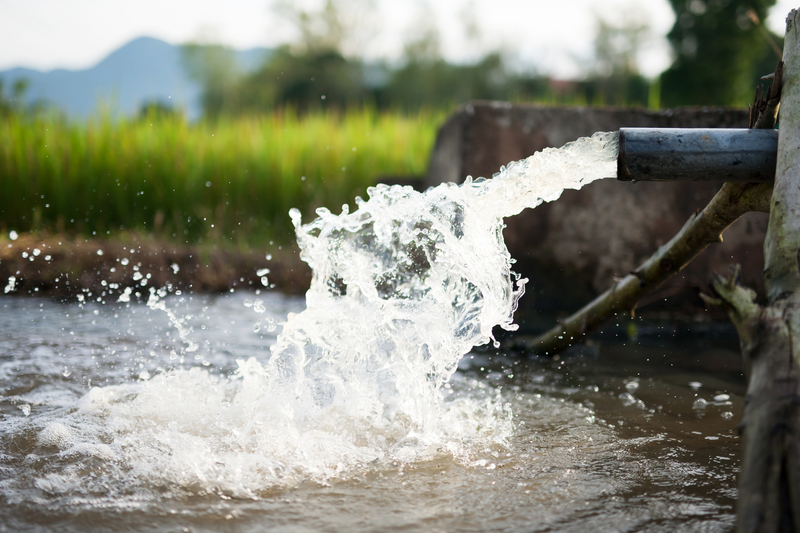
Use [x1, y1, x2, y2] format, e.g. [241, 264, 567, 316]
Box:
[0, 294, 743, 532]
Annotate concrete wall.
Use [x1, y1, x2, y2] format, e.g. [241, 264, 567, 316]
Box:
[424, 101, 766, 325]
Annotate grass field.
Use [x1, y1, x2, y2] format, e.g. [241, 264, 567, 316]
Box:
[0, 108, 444, 246]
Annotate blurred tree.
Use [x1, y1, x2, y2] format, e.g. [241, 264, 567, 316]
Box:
[138, 99, 182, 121]
[236, 0, 371, 112]
[240, 46, 364, 111]
[181, 42, 241, 118]
[186, 0, 671, 117]
[660, 0, 780, 107]
[381, 52, 510, 110]
[377, 4, 513, 109]
[583, 14, 651, 106]
[0, 78, 33, 116]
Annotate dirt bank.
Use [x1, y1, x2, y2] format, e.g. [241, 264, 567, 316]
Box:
[0, 232, 311, 300]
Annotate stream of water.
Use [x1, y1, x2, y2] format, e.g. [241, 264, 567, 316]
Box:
[0, 132, 745, 531]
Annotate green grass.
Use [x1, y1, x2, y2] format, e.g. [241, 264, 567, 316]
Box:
[0, 108, 444, 246]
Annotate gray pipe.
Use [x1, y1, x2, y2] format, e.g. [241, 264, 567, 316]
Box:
[617, 128, 778, 182]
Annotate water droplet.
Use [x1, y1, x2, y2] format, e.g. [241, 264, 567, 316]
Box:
[619, 392, 645, 409]
[693, 398, 709, 410]
[4, 276, 16, 293]
[117, 287, 133, 303]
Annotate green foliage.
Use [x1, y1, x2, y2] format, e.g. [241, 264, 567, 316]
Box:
[661, 0, 781, 107]
[0, 109, 443, 245]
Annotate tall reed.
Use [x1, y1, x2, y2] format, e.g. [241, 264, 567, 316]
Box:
[0, 108, 443, 245]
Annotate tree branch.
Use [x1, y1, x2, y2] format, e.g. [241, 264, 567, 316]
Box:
[527, 181, 772, 355]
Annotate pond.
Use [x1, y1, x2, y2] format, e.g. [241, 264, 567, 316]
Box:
[0, 292, 743, 532]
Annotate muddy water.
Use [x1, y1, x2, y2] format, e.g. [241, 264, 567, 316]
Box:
[0, 293, 742, 532]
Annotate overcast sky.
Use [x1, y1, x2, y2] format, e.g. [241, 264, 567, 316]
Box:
[0, 0, 797, 79]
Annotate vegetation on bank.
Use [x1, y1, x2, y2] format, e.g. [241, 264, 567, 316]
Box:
[0, 108, 442, 245]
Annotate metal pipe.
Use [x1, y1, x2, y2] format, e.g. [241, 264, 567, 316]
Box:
[617, 128, 778, 182]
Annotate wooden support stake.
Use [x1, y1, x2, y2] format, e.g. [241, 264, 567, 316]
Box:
[708, 10, 800, 532]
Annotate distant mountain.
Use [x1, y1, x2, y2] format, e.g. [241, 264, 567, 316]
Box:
[0, 36, 270, 120]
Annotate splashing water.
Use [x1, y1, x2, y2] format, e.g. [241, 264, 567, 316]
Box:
[11, 132, 619, 497]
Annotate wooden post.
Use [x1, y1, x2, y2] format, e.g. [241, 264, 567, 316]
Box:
[710, 9, 800, 532]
